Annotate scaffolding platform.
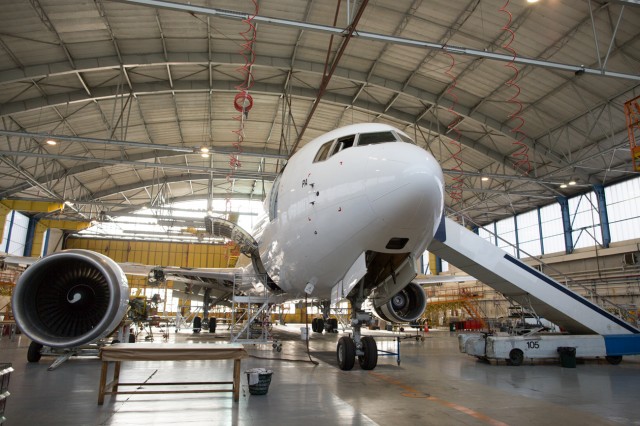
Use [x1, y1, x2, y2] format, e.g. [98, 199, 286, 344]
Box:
[229, 273, 281, 351]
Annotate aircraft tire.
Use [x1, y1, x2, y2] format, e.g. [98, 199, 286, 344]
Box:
[316, 318, 324, 334]
[193, 316, 201, 333]
[27, 341, 43, 363]
[311, 318, 318, 333]
[358, 336, 378, 370]
[337, 336, 355, 370]
[327, 318, 338, 332]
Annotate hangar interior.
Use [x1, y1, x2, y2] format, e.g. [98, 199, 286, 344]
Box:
[0, 0, 639, 425]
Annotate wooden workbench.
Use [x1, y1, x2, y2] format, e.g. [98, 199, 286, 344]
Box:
[98, 343, 248, 404]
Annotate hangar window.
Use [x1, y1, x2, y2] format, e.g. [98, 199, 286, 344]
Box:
[313, 140, 335, 163]
[357, 131, 396, 146]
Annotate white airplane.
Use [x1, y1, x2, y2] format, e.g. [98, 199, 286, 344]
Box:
[11, 122, 445, 371]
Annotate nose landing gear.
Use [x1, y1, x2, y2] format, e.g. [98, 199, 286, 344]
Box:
[336, 298, 378, 371]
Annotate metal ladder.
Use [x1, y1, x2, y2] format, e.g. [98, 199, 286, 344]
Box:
[230, 273, 279, 349]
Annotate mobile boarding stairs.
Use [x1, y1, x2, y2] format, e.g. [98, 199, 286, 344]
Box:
[427, 217, 640, 365]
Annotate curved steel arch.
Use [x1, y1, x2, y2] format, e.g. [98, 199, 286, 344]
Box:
[0, 55, 571, 173]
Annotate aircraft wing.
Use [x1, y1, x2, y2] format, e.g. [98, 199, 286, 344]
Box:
[3, 253, 258, 306]
[119, 262, 238, 283]
[413, 274, 476, 286]
[119, 263, 256, 305]
[1, 254, 38, 267]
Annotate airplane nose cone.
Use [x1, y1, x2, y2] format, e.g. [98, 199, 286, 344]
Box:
[366, 143, 445, 244]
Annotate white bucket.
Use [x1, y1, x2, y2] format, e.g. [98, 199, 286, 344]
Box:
[300, 327, 309, 340]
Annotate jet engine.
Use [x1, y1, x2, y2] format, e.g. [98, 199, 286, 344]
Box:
[12, 249, 130, 348]
[373, 282, 427, 323]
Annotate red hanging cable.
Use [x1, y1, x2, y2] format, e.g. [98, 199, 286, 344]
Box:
[443, 50, 464, 203]
[226, 0, 259, 206]
[499, 0, 532, 175]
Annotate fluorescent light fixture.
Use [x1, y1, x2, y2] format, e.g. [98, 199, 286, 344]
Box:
[201, 153, 210, 158]
[46, 139, 57, 145]
[560, 184, 568, 189]
[527, 0, 539, 3]
[200, 146, 210, 153]
[481, 176, 489, 181]
[568, 180, 576, 186]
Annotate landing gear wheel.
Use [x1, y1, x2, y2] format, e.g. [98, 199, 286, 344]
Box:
[507, 349, 524, 366]
[337, 336, 356, 370]
[328, 318, 338, 332]
[192, 316, 202, 334]
[311, 318, 318, 333]
[358, 336, 378, 370]
[605, 355, 622, 365]
[27, 341, 43, 363]
[316, 318, 324, 334]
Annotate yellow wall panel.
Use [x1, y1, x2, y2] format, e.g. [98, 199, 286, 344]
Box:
[1, 200, 63, 213]
[29, 222, 48, 257]
[66, 238, 233, 269]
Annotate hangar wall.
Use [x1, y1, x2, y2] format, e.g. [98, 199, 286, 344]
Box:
[64, 237, 239, 269]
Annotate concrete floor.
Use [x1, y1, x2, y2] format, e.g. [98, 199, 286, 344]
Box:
[1, 324, 639, 426]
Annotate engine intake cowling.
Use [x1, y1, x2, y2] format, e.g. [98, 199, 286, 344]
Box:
[12, 249, 129, 348]
[374, 282, 427, 323]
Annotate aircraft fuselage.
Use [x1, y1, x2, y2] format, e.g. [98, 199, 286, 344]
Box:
[254, 123, 445, 300]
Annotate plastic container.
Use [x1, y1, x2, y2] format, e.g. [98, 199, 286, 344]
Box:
[0, 364, 12, 393]
[0, 363, 11, 426]
[300, 327, 309, 340]
[245, 368, 273, 395]
[557, 347, 576, 368]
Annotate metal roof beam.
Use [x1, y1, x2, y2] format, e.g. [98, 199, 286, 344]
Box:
[609, 0, 640, 6]
[114, 0, 640, 81]
[0, 57, 594, 173]
[0, 130, 288, 160]
[0, 146, 285, 198]
[0, 149, 278, 180]
[0, 130, 194, 153]
[0, 79, 561, 172]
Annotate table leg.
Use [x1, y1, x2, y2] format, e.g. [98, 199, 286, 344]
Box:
[98, 361, 108, 405]
[233, 359, 241, 402]
[113, 361, 121, 393]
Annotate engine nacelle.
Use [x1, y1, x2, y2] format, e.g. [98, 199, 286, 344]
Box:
[373, 282, 427, 323]
[12, 249, 129, 348]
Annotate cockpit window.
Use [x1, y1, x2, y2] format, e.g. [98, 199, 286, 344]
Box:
[357, 131, 396, 146]
[313, 140, 334, 163]
[330, 135, 355, 156]
[314, 135, 357, 163]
